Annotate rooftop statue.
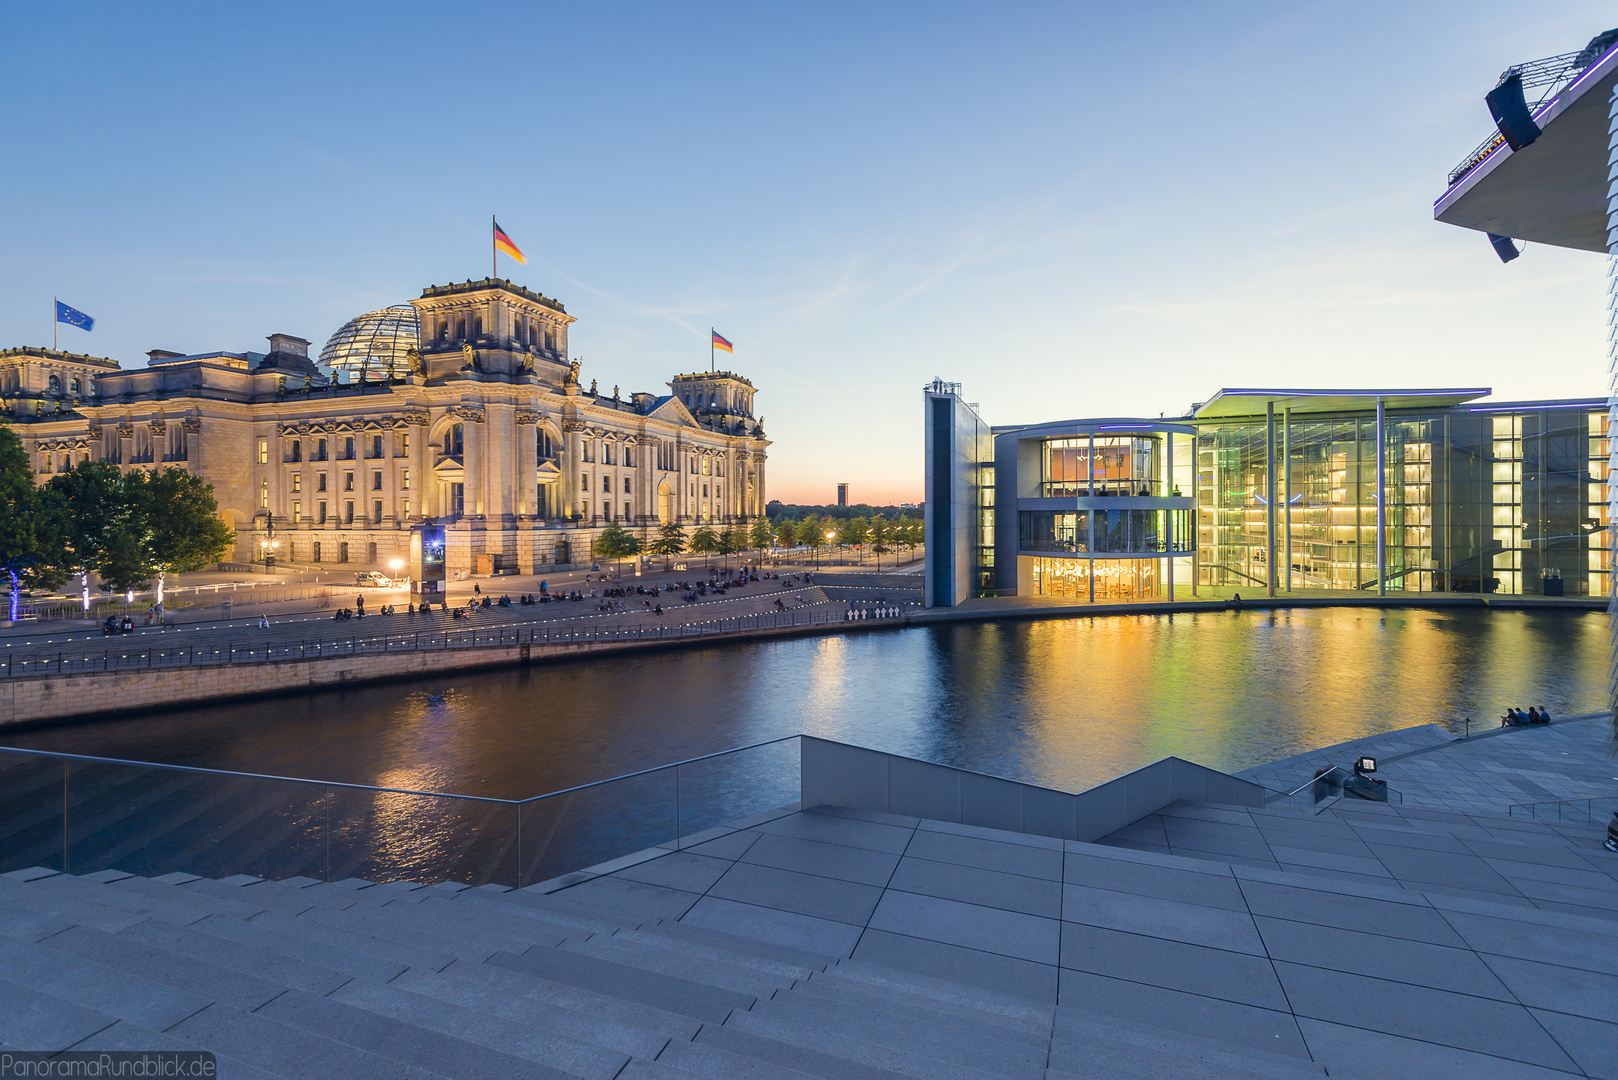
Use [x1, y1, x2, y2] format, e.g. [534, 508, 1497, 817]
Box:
[565, 358, 581, 385]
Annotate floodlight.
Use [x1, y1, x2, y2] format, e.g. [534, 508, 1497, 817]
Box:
[1485, 73, 1541, 150]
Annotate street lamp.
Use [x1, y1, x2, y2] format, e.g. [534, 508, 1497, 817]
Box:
[824, 531, 834, 570]
[388, 558, 405, 587]
[259, 536, 279, 573]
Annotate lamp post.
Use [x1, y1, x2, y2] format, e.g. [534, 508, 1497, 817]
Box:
[388, 558, 405, 587]
[259, 523, 279, 574]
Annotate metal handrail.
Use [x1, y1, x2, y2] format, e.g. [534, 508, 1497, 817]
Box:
[1507, 795, 1618, 822]
[0, 601, 908, 678]
[1277, 764, 1349, 800]
[0, 733, 804, 807]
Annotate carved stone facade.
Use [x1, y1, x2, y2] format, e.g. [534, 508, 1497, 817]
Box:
[0, 279, 768, 575]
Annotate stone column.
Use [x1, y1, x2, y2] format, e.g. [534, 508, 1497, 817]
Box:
[464, 408, 483, 518]
[563, 420, 585, 520]
[516, 408, 538, 518]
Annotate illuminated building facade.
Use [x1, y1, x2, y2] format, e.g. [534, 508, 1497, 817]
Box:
[2, 279, 768, 576]
[924, 383, 1607, 606]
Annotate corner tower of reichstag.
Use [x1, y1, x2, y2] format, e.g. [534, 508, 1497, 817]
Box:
[0, 278, 769, 575]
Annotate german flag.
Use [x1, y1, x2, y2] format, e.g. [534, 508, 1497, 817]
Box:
[493, 220, 526, 264]
[711, 330, 734, 353]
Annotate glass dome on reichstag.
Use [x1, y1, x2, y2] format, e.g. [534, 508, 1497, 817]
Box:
[319, 304, 420, 378]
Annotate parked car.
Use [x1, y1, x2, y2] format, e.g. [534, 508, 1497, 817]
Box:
[355, 571, 396, 588]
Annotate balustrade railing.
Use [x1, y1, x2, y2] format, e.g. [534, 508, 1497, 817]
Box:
[0, 605, 908, 678]
[1507, 796, 1618, 825]
[0, 738, 804, 889]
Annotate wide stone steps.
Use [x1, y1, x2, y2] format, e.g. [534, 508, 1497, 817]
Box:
[9, 803, 1590, 1080]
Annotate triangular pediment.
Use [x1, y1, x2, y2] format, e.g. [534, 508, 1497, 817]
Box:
[647, 396, 700, 427]
[536, 459, 562, 484]
[433, 455, 465, 481]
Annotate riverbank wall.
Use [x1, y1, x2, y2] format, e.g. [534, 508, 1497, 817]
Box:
[907, 593, 1606, 626]
[0, 618, 902, 728]
[1, 593, 1601, 727]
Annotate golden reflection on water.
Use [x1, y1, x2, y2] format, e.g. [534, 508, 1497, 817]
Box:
[10, 608, 1606, 800]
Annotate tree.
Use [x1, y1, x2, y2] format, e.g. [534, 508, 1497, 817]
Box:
[837, 516, 868, 563]
[775, 519, 797, 549]
[717, 526, 743, 574]
[796, 515, 828, 566]
[0, 428, 68, 620]
[869, 515, 893, 571]
[43, 460, 125, 611]
[688, 525, 720, 569]
[592, 521, 642, 575]
[647, 520, 687, 569]
[748, 517, 774, 553]
[895, 515, 923, 561]
[123, 468, 235, 604]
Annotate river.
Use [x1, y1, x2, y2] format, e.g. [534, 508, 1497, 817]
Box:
[5, 606, 1605, 798]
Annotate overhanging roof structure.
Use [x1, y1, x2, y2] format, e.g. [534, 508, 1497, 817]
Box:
[1435, 37, 1618, 252]
[1191, 389, 1491, 420]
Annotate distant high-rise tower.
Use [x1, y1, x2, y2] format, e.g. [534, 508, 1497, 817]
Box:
[836, 483, 849, 507]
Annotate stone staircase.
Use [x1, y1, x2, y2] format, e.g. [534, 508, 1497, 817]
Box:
[1, 798, 1612, 1079]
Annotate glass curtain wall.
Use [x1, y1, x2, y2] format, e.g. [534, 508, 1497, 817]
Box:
[1194, 406, 1608, 596]
[1029, 557, 1160, 600]
[1043, 437, 1161, 497]
[1019, 510, 1190, 554]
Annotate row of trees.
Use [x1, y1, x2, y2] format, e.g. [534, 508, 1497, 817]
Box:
[590, 512, 924, 573]
[772, 513, 923, 568]
[0, 429, 235, 619]
[592, 518, 777, 572]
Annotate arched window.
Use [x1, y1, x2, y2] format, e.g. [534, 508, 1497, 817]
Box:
[473, 316, 483, 337]
[68, 379, 79, 395]
[48, 375, 60, 393]
[313, 542, 322, 563]
[456, 319, 466, 339]
[446, 424, 464, 455]
[338, 542, 349, 563]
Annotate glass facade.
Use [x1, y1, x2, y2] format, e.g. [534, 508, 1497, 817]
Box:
[1028, 557, 1161, 600]
[1194, 404, 1608, 597]
[1043, 436, 1162, 497]
[1019, 510, 1191, 554]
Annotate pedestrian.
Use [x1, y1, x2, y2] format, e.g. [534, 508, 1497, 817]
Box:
[474, 583, 481, 596]
[258, 614, 269, 629]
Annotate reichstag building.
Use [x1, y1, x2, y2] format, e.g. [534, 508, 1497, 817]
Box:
[0, 278, 769, 575]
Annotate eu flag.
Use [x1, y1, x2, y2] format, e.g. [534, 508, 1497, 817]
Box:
[55, 301, 93, 332]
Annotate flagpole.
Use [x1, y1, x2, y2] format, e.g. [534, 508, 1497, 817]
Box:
[710, 329, 714, 374]
[53, 297, 57, 351]
[492, 214, 497, 279]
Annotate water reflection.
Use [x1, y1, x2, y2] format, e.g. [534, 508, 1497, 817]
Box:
[7, 608, 1604, 798]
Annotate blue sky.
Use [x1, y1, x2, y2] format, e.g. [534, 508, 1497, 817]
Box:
[2, 2, 1612, 503]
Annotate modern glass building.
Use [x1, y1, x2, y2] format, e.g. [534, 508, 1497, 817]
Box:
[923, 384, 1609, 606]
[990, 419, 1195, 602]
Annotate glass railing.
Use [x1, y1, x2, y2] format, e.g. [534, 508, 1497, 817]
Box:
[0, 737, 802, 889]
[1508, 796, 1618, 825]
[1269, 766, 1402, 812]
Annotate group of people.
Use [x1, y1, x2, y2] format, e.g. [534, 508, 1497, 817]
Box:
[100, 615, 135, 635]
[1501, 706, 1553, 726]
